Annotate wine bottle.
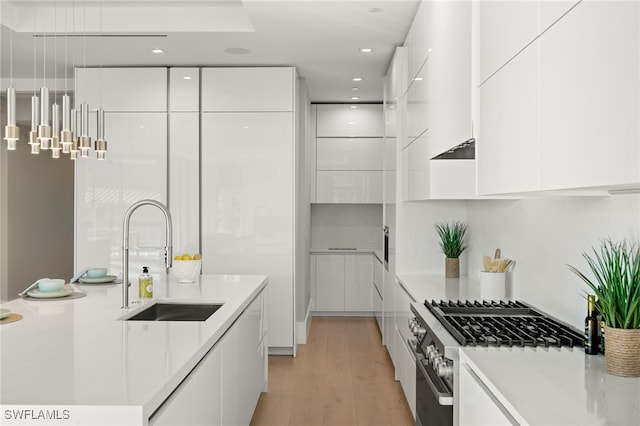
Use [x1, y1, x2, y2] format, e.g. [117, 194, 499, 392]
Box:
[584, 295, 599, 355]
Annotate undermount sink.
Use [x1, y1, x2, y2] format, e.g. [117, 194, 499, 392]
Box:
[124, 303, 224, 321]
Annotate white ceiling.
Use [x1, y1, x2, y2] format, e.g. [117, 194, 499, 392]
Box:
[0, 0, 420, 102]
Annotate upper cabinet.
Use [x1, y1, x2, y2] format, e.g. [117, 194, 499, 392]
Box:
[169, 68, 200, 112]
[201, 67, 294, 112]
[316, 104, 383, 137]
[75, 68, 167, 112]
[477, 0, 640, 195]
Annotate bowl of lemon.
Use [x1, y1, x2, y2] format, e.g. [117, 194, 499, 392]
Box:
[172, 253, 202, 283]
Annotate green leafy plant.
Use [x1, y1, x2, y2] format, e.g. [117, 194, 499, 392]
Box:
[568, 239, 640, 329]
[434, 221, 468, 259]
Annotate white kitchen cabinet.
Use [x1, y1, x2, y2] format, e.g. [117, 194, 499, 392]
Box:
[316, 104, 383, 137]
[373, 255, 383, 333]
[405, 61, 429, 146]
[169, 68, 200, 112]
[313, 253, 373, 313]
[75, 68, 167, 112]
[429, 159, 476, 199]
[201, 111, 295, 350]
[169, 113, 200, 256]
[314, 254, 346, 311]
[403, 135, 429, 201]
[459, 359, 515, 426]
[538, 0, 640, 191]
[201, 67, 294, 112]
[404, 1, 430, 85]
[394, 279, 416, 418]
[151, 289, 266, 426]
[75, 112, 168, 275]
[344, 254, 373, 311]
[477, 43, 540, 195]
[316, 138, 383, 171]
[316, 171, 383, 204]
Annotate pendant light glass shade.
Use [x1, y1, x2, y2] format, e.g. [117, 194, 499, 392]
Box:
[29, 95, 41, 154]
[70, 109, 80, 160]
[51, 103, 61, 158]
[3, 87, 20, 150]
[78, 103, 91, 157]
[37, 87, 52, 148]
[95, 108, 107, 160]
[60, 94, 73, 153]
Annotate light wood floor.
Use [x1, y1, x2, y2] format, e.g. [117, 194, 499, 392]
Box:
[250, 316, 414, 426]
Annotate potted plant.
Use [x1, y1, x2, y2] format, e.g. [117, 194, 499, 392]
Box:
[568, 239, 640, 377]
[434, 221, 468, 278]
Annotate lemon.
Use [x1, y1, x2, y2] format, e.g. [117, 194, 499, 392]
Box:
[193, 253, 202, 260]
[174, 255, 182, 261]
[181, 253, 192, 260]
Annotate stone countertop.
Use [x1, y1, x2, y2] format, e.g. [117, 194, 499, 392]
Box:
[0, 274, 267, 425]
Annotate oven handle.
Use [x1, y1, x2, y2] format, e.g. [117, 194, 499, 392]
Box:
[410, 341, 453, 406]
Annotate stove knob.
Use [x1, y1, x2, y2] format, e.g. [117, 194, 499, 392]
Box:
[425, 344, 437, 356]
[429, 350, 441, 364]
[437, 361, 453, 379]
[416, 328, 426, 340]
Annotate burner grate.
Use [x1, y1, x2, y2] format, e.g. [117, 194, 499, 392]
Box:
[425, 299, 584, 348]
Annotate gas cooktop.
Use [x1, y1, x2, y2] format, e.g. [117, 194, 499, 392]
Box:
[425, 300, 584, 348]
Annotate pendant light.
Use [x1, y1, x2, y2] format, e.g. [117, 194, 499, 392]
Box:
[37, 21, 52, 149]
[28, 9, 40, 155]
[3, 29, 20, 150]
[94, 0, 107, 160]
[60, 8, 73, 154]
[50, 2, 61, 159]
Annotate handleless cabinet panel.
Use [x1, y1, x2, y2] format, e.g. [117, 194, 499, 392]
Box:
[170, 68, 200, 112]
[75, 68, 167, 111]
[344, 254, 373, 312]
[316, 171, 383, 204]
[316, 104, 383, 137]
[201, 68, 294, 112]
[314, 254, 345, 311]
[316, 138, 383, 171]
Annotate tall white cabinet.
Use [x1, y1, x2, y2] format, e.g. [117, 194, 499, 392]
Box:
[201, 68, 297, 352]
[75, 67, 299, 354]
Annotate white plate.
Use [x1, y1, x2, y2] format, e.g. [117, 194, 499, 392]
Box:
[0, 308, 10, 320]
[27, 285, 74, 299]
[79, 275, 117, 284]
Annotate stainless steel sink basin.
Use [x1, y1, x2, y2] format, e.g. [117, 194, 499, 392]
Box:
[125, 303, 223, 321]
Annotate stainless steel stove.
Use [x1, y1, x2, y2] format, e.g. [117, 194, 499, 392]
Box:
[408, 299, 583, 426]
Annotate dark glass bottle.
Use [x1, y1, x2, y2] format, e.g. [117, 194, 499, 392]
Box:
[584, 295, 599, 355]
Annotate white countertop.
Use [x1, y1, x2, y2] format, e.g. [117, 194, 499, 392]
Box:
[0, 274, 267, 425]
[396, 273, 640, 425]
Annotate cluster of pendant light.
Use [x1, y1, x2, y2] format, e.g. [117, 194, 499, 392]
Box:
[4, 84, 107, 161]
[3, 5, 107, 161]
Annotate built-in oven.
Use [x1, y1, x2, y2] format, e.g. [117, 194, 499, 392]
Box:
[383, 225, 389, 271]
[409, 305, 454, 426]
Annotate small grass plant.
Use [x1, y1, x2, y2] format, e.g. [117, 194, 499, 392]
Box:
[568, 239, 640, 329]
[434, 221, 468, 259]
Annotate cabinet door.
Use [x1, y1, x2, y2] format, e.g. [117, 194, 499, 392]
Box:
[316, 138, 383, 171]
[404, 135, 429, 201]
[405, 60, 429, 145]
[201, 112, 294, 348]
[459, 362, 515, 426]
[201, 67, 294, 112]
[539, 0, 640, 190]
[75, 68, 167, 112]
[477, 44, 540, 195]
[344, 255, 373, 311]
[316, 104, 383, 137]
[315, 255, 345, 311]
[316, 171, 383, 204]
[75, 112, 167, 275]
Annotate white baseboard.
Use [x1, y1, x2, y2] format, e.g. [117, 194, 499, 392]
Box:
[296, 300, 313, 345]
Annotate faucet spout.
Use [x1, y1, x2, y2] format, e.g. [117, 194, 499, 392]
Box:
[122, 199, 173, 308]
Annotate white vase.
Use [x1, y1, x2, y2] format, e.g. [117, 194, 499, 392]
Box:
[479, 271, 506, 300]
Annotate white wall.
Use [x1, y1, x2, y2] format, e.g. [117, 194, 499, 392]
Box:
[311, 204, 382, 250]
[465, 195, 640, 328]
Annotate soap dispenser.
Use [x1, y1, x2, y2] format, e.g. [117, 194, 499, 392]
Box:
[139, 266, 153, 299]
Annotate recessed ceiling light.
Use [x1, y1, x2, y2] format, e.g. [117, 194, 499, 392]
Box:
[352, 77, 363, 82]
[414, 77, 424, 81]
[368, 7, 382, 13]
[183, 76, 192, 80]
[224, 47, 251, 55]
[350, 105, 358, 109]
[351, 96, 360, 100]
[351, 87, 359, 91]
[151, 48, 164, 54]
[359, 48, 373, 53]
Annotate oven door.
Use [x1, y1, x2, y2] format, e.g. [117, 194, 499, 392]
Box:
[413, 350, 453, 426]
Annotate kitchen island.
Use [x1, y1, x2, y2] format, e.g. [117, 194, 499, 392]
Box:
[0, 274, 268, 426]
[397, 274, 640, 426]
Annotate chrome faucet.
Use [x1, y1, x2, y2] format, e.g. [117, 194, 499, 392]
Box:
[122, 199, 173, 308]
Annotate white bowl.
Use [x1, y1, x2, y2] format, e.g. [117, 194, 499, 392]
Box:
[38, 278, 66, 292]
[171, 260, 202, 283]
[86, 268, 108, 278]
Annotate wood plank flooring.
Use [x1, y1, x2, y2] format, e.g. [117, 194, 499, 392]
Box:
[250, 317, 414, 426]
